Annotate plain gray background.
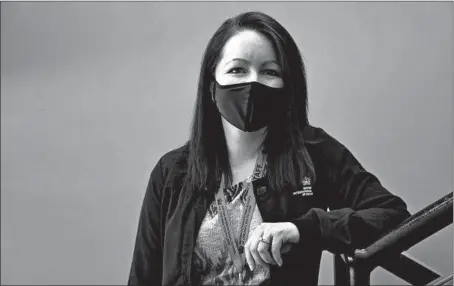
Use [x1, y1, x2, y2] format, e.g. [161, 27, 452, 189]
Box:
[1, 2, 452, 285]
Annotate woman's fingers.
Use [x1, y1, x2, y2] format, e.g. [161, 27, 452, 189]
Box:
[244, 222, 294, 270]
[281, 243, 292, 254]
[249, 234, 267, 268]
[270, 234, 283, 266]
[244, 227, 264, 271]
[244, 241, 255, 271]
[257, 235, 277, 265]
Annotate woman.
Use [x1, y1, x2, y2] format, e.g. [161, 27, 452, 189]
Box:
[128, 11, 410, 286]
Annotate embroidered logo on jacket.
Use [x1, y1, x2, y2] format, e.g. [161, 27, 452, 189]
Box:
[293, 176, 313, 196]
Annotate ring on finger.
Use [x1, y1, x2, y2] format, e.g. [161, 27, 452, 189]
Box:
[259, 237, 271, 245]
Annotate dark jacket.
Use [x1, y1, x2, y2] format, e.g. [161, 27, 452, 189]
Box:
[128, 126, 411, 286]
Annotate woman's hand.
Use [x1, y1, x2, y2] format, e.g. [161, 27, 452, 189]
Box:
[244, 222, 300, 270]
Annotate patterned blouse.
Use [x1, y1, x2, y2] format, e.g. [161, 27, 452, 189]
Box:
[191, 176, 271, 285]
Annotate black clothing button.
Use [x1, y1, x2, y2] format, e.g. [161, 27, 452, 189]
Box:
[257, 186, 267, 196]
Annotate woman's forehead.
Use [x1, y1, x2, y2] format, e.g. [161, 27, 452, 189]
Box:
[219, 30, 278, 65]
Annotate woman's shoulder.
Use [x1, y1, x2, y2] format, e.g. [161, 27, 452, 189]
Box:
[147, 143, 189, 191]
[154, 127, 353, 173]
[303, 125, 341, 147]
[158, 142, 190, 171]
[303, 125, 351, 164]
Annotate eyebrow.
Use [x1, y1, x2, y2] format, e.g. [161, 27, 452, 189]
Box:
[225, 58, 280, 67]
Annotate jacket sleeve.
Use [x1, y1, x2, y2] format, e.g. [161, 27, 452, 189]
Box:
[290, 137, 411, 254]
[128, 158, 166, 286]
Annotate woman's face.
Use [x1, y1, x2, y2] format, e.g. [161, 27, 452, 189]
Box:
[214, 30, 284, 88]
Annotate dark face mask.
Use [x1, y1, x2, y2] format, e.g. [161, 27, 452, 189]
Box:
[211, 81, 284, 132]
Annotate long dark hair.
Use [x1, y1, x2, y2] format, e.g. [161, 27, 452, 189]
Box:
[186, 11, 315, 194]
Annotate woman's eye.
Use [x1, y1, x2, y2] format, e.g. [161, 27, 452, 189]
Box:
[263, 70, 280, 77]
[227, 67, 247, 74]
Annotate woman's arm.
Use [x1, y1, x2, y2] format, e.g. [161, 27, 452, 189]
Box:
[128, 159, 166, 286]
[290, 136, 411, 254]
